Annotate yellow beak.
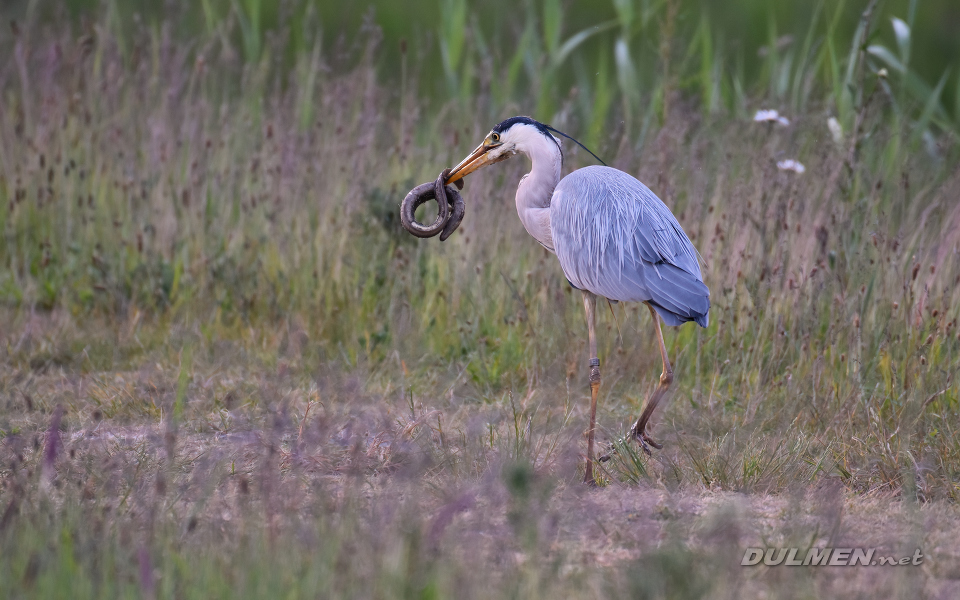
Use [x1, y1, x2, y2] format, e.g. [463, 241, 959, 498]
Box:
[445, 143, 501, 185]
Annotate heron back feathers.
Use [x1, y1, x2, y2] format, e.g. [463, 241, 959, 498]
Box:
[551, 166, 710, 327]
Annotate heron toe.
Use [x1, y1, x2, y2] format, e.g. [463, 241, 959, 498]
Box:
[636, 430, 663, 455]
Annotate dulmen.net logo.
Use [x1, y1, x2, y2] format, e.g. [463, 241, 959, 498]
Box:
[741, 547, 924, 567]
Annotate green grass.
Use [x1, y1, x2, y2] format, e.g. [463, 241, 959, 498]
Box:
[2, 1, 960, 598]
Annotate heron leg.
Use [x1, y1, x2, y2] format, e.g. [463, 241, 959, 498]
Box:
[631, 303, 673, 454]
[581, 291, 600, 485]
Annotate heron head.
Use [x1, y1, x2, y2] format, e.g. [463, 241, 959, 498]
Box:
[445, 117, 560, 185]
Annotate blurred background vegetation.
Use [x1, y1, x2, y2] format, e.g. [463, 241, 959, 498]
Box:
[1, 0, 958, 419]
[2, 0, 960, 597]
[1, 0, 957, 316]
[5, 0, 960, 145]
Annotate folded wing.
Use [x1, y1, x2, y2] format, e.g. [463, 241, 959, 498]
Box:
[551, 166, 710, 327]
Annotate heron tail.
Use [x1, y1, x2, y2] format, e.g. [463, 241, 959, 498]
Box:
[643, 262, 710, 328]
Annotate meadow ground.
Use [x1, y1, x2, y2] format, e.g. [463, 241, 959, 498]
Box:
[2, 1, 960, 597]
[3, 313, 960, 598]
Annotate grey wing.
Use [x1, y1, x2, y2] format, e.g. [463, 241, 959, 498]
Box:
[550, 166, 710, 327]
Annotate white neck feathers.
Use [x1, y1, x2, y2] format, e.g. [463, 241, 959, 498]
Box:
[512, 126, 562, 252]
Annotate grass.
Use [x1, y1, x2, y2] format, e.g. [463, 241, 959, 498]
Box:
[2, 1, 960, 597]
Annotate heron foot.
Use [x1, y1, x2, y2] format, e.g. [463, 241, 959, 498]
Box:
[633, 427, 663, 455]
[637, 433, 662, 455]
[596, 428, 662, 462]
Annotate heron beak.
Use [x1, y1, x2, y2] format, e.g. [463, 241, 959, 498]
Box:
[445, 143, 500, 185]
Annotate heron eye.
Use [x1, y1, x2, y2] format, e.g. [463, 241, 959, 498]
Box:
[491, 133, 500, 143]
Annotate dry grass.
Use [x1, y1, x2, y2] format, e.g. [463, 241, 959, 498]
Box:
[2, 336, 960, 597]
[1, 3, 960, 598]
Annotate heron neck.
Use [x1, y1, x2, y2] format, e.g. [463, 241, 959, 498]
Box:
[515, 140, 561, 252]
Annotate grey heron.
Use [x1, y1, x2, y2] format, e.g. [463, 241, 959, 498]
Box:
[444, 116, 710, 484]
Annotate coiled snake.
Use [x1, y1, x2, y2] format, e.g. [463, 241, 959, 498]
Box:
[399, 168, 465, 241]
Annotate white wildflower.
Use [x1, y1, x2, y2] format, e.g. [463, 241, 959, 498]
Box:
[754, 109, 790, 126]
[827, 117, 843, 144]
[777, 159, 806, 174]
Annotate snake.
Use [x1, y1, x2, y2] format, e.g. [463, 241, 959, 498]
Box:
[399, 168, 465, 241]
